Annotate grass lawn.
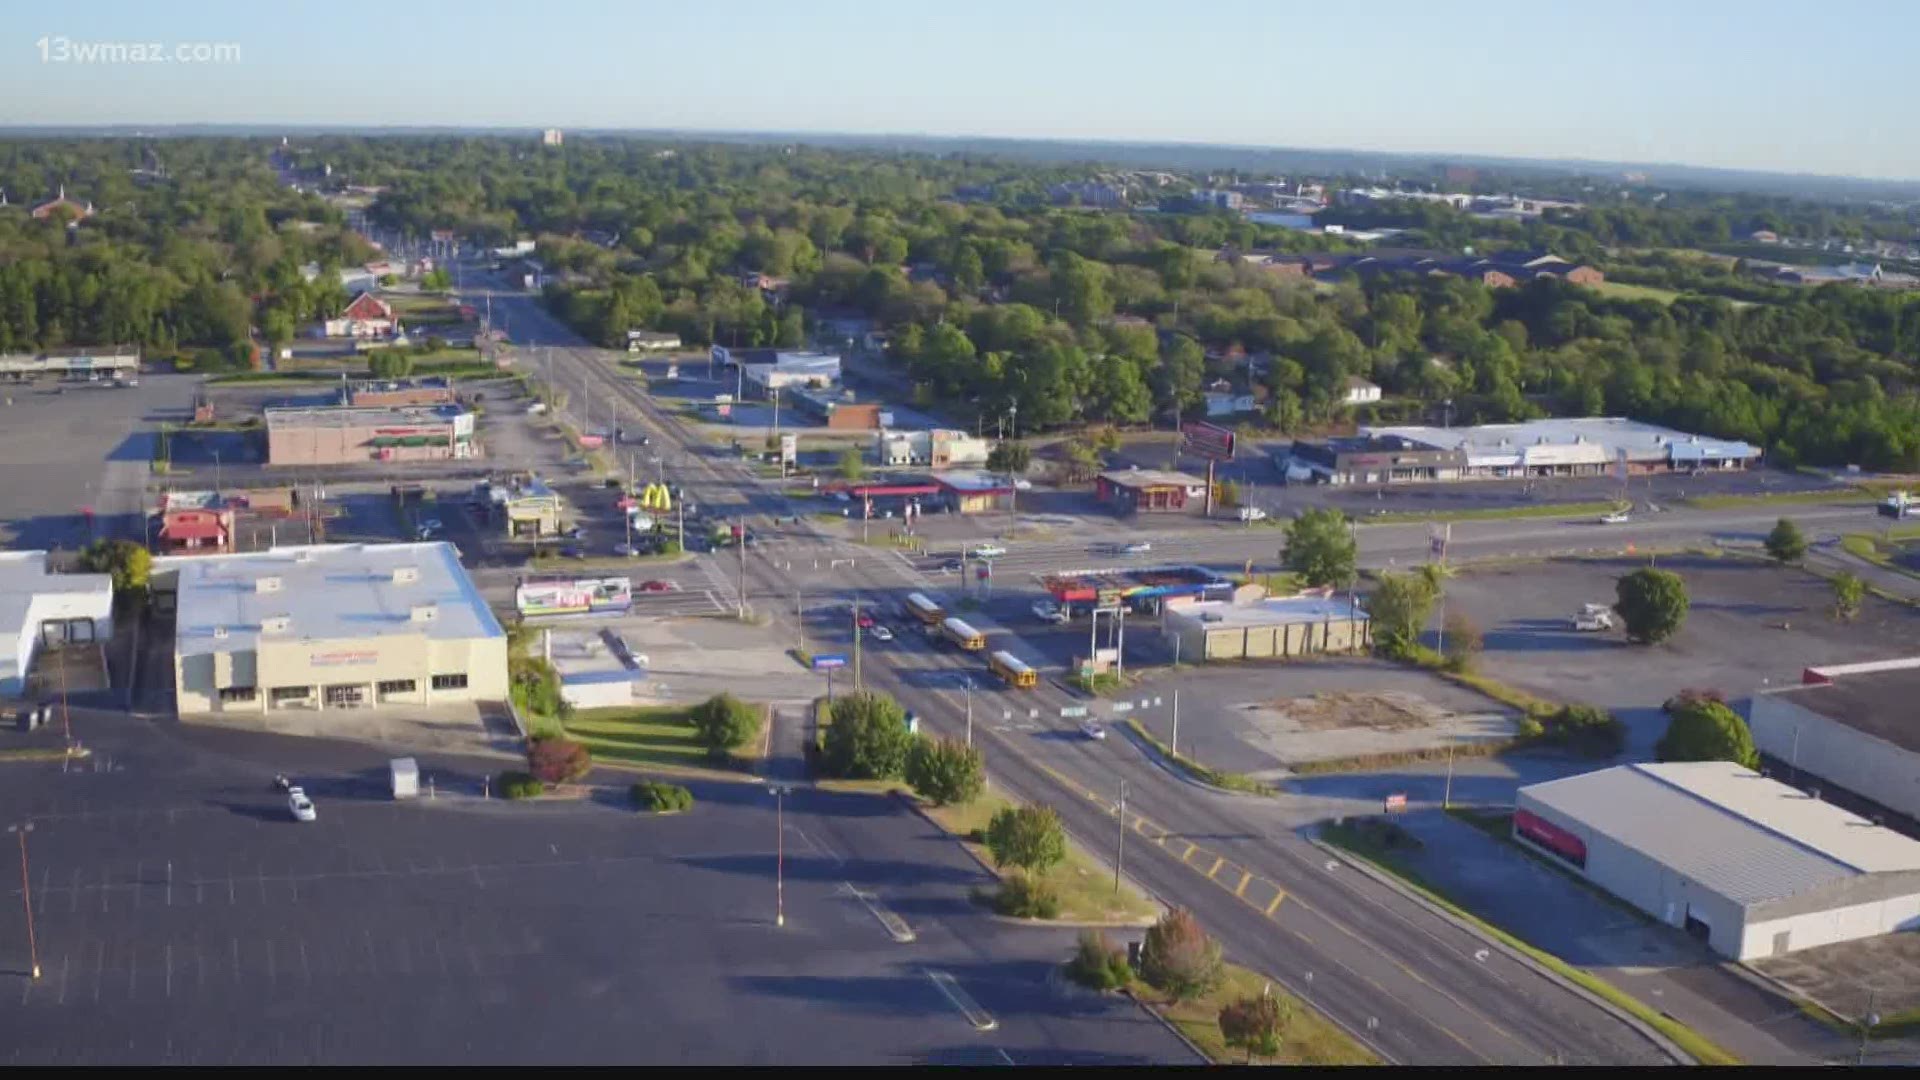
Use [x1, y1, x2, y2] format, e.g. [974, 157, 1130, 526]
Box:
[564, 703, 760, 773]
[1360, 500, 1621, 526]
[1589, 280, 1684, 305]
[920, 788, 1160, 924]
[1141, 961, 1378, 1065]
[1121, 718, 1274, 795]
[1681, 486, 1886, 510]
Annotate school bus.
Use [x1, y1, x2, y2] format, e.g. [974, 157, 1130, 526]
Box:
[988, 650, 1037, 689]
[903, 592, 945, 626]
[941, 616, 987, 651]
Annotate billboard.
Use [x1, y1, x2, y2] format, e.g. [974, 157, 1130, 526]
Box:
[811, 653, 849, 671]
[515, 577, 633, 617]
[780, 433, 798, 465]
[1180, 421, 1237, 462]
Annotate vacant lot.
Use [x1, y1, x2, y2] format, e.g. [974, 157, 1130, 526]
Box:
[566, 703, 721, 770]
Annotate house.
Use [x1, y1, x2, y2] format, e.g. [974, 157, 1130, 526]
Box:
[322, 292, 397, 339]
[1748, 230, 1780, 244]
[1095, 469, 1210, 515]
[30, 186, 92, 223]
[155, 491, 235, 555]
[626, 330, 682, 352]
[1341, 377, 1381, 406]
[874, 429, 990, 469]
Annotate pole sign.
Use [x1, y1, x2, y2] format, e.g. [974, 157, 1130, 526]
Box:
[1180, 420, 1237, 462]
[811, 653, 849, 671]
[780, 433, 797, 465]
[1384, 792, 1408, 814]
[1615, 447, 1629, 484]
[1428, 522, 1450, 562]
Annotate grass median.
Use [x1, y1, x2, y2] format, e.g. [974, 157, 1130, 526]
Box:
[1140, 960, 1379, 1065]
[1319, 820, 1738, 1066]
[564, 703, 763, 777]
[1121, 718, 1274, 794]
[1357, 500, 1622, 526]
[921, 788, 1160, 925]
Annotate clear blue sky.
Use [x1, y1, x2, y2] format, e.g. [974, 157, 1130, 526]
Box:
[5, 0, 1916, 180]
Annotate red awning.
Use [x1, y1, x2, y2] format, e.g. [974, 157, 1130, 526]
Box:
[162, 519, 226, 542]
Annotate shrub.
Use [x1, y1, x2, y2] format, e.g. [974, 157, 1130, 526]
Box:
[905, 737, 985, 806]
[690, 693, 762, 761]
[1764, 517, 1808, 563]
[1614, 567, 1689, 644]
[985, 803, 1067, 877]
[1656, 697, 1759, 769]
[823, 690, 915, 779]
[498, 770, 544, 799]
[1139, 907, 1224, 1003]
[1534, 703, 1627, 757]
[1441, 611, 1483, 672]
[528, 735, 591, 784]
[1067, 929, 1133, 991]
[992, 875, 1061, 919]
[631, 781, 693, 812]
[1219, 991, 1288, 1063]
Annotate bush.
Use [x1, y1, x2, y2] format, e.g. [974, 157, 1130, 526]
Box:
[498, 770, 544, 799]
[1534, 703, 1627, 757]
[1764, 517, 1808, 563]
[1219, 991, 1288, 1063]
[690, 693, 762, 761]
[1139, 907, 1224, 1003]
[1656, 697, 1759, 769]
[1067, 929, 1133, 991]
[992, 875, 1061, 919]
[631, 781, 693, 812]
[823, 690, 915, 779]
[528, 735, 592, 784]
[905, 737, 985, 806]
[986, 803, 1067, 877]
[1441, 612, 1483, 672]
[1614, 567, 1689, 644]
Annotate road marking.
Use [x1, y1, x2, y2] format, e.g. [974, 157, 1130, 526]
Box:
[1234, 871, 1252, 897]
[1180, 842, 1197, 863]
[994, 1047, 1016, 1065]
[1266, 891, 1286, 916]
[164, 943, 171, 998]
[925, 968, 997, 1031]
[844, 883, 916, 942]
[1207, 856, 1224, 878]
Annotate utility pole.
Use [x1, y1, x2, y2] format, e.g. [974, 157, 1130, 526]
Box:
[735, 518, 748, 619]
[1114, 780, 1128, 893]
[7, 822, 38, 979]
[1171, 689, 1180, 756]
[852, 595, 864, 689]
[963, 676, 974, 747]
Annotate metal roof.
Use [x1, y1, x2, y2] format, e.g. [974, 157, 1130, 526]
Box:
[1168, 592, 1366, 629]
[1364, 417, 1760, 463]
[1520, 761, 1920, 907]
[166, 542, 504, 656]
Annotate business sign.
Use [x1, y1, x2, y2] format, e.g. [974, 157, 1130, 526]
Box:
[1180, 421, 1237, 462]
[1615, 447, 1630, 483]
[1428, 522, 1451, 562]
[780, 433, 798, 466]
[1384, 792, 1408, 814]
[515, 577, 633, 617]
[311, 649, 378, 667]
[811, 653, 849, 671]
[1513, 808, 1588, 868]
[710, 345, 730, 368]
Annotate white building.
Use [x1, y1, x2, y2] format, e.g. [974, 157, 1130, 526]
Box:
[541, 129, 564, 147]
[1341, 376, 1382, 405]
[158, 543, 508, 715]
[709, 347, 843, 394]
[874, 428, 990, 469]
[1514, 761, 1920, 960]
[0, 552, 114, 698]
[1748, 658, 1920, 825]
[626, 330, 682, 352]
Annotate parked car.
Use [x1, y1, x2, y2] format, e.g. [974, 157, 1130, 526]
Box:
[1031, 599, 1068, 624]
[869, 625, 895, 643]
[857, 612, 876, 629]
[1120, 541, 1153, 555]
[565, 526, 588, 540]
[1599, 510, 1631, 525]
[968, 543, 1007, 559]
[1237, 507, 1268, 522]
[1572, 603, 1615, 632]
[560, 545, 586, 560]
[288, 788, 317, 823]
[940, 559, 963, 574]
[638, 579, 674, 593]
[614, 544, 641, 557]
[1012, 478, 1033, 491]
[1078, 722, 1107, 741]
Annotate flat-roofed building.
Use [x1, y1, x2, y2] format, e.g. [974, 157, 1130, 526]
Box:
[0, 552, 113, 698]
[266, 404, 476, 466]
[158, 542, 507, 715]
[1095, 468, 1209, 514]
[1749, 657, 1920, 826]
[1163, 587, 1370, 661]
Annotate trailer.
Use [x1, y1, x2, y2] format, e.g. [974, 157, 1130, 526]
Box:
[390, 757, 420, 800]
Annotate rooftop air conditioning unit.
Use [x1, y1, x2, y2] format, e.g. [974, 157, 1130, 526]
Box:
[213, 626, 229, 640]
[255, 575, 283, 593]
[392, 566, 420, 585]
[410, 604, 438, 623]
[261, 615, 290, 634]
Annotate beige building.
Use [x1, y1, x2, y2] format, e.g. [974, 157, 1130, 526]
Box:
[158, 542, 508, 715]
[1163, 587, 1370, 662]
[266, 404, 476, 467]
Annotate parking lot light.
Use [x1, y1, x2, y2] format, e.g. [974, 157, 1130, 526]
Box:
[7, 822, 39, 980]
[769, 785, 792, 928]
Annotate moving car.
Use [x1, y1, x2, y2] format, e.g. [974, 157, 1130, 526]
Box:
[1078, 722, 1108, 741]
[560, 545, 586, 560]
[940, 559, 963, 574]
[1599, 510, 1631, 525]
[565, 526, 588, 540]
[1120, 541, 1153, 555]
[1572, 603, 1615, 632]
[613, 544, 641, 557]
[968, 543, 1006, 559]
[1012, 478, 1033, 491]
[857, 611, 876, 629]
[869, 625, 895, 642]
[288, 788, 317, 823]
[1031, 599, 1068, 624]
[1237, 507, 1268, 522]
[638, 579, 674, 593]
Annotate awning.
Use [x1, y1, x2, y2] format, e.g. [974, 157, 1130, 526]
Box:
[163, 519, 226, 542]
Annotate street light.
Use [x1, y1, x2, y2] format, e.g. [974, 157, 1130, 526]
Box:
[769, 784, 792, 928]
[7, 822, 39, 980]
[962, 675, 974, 747]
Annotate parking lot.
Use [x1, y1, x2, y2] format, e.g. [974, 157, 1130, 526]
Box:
[0, 720, 1196, 1065]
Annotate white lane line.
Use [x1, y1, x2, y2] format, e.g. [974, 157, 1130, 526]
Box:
[995, 1047, 1016, 1066]
[790, 825, 843, 866]
[925, 968, 997, 1031]
[843, 883, 915, 943]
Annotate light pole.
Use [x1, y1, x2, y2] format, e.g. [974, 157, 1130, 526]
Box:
[769, 784, 791, 928]
[963, 675, 974, 747]
[1113, 780, 1128, 894]
[7, 822, 39, 980]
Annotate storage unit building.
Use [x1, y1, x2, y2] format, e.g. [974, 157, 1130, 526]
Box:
[1513, 761, 1920, 960]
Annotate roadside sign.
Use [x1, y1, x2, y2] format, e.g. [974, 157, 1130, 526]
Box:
[1384, 793, 1408, 813]
[1428, 522, 1450, 562]
[1059, 705, 1089, 719]
[811, 653, 849, 671]
[977, 565, 990, 580]
[780, 433, 797, 465]
[1180, 421, 1237, 462]
[1110, 701, 1135, 714]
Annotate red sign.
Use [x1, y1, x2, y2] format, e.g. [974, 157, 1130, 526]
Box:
[1180, 421, 1237, 462]
[1514, 808, 1588, 867]
[1384, 793, 1408, 813]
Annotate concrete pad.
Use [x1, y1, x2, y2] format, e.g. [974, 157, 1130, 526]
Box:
[182, 701, 508, 757]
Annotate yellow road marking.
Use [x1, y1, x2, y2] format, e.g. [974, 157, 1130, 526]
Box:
[1180, 843, 1197, 863]
[1207, 856, 1224, 878]
[1265, 891, 1285, 916]
[1234, 871, 1252, 897]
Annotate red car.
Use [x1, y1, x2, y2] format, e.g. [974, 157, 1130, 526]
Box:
[638, 580, 675, 593]
[856, 612, 875, 629]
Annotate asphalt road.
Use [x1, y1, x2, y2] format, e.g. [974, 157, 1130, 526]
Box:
[463, 276, 1688, 1064]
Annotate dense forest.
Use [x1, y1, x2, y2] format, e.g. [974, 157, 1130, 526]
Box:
[1, 136, 1918, 468]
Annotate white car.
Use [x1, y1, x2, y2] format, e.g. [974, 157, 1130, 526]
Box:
[968, 543, 1006, 559]
[288, 788, 317, 823]
[869, 625, 895, 642]
[1599, 511, 1631, 525]
[1237, 507, 1268, 522]
[613, 544, 641, 557]
[1572, 603, 1615, 632]
[1012, 478, 1033, 491]
[1079, 722, 1108, 741]
[1031, 600, 1068, 624]
[1120, 541, 1153, 556]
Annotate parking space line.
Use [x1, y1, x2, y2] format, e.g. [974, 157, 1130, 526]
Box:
[56, 951, 69, 1004]
[94, 940, 105, 1001]
[1266, 891, 1286, 916]
[1207, 856, 1224, 878]
[164, 943, 171, 998]
[1180, 842, 1197, 863]
[1234, 871, 1253, 897]
[925, 968, 997, 1032]
[299, 939, 311, 983]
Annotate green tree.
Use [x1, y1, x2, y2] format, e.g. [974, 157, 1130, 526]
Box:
[1138, 907, 1223, 1003]
[985, 802, 1067, 877]
[1281, 508, 1356, 588]
[1832, 570, 1865, 620]
[689, 693, 762, 760]
[1441, 611, 1483, 672]
[1369, 570, 1440, 657]
[904, 737, 985, 806]
[1067, 929, 1134, 991]
[367, 350, 413, 380]
[985, 440, 1032, 475]
[421, 267, 452, 291]
[824, 691, 915, 779]
[1218, 991, 1288, 1063]
[836, 445, 866, 481]
[1764, 518, 1808, 563]
[81, 539, 152, 595]
[1655, 697, 1759, 769]
[1613, 568, 1690, 644]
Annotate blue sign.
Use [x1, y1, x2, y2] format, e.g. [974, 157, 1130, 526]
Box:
[812, 653, 849, 671]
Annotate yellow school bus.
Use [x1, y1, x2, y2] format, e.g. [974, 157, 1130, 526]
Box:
[903, 592, 945, 626]
[988, 650, 1037, 688]
[941, 616, 986, 651]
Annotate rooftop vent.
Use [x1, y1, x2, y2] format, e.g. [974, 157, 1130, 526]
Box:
[391, 566, 420, 585]
[255, 575, 283, 594]
[410, 603, 438, 624]
[261, 615, 291, 634]
[213, 626, 229, 640]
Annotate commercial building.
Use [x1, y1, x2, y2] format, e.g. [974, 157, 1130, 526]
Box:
[1284, 418, 1761, 486]
[1038, 565, 1231, 614]
[155, 491, 235, 554]
[875, 428, 990, 469]
[1095, 469, 1210, 514]
[626, 329, 682, 352]
[710, 347, 843, 394]
[1514, 761, 1920, 960]
[344, 377, 455, 408]
[266, 404, 476, 466]
[934, 471, 1017, 514]
[322, 292, 397, 339]
[0, 348, 140, 381]
[1749, 658, 1920, 826]
[0, 552, 113, 698]
[791, 387, 891, 431]
[479, 475, 565, 539]
[1163, 587, 1370, 662]
[159, 542, 508, 716]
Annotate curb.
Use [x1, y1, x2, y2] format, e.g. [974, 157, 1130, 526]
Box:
[1308, 836, 1695, 1066]
[1114, 719, 1272, 798]
[1122, 986, 1214, 1064]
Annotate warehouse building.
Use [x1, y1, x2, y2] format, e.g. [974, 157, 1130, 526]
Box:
[344, 377, 456, 408]
[159, 542, 508, 715]
[266, 404, 476, 466]
[1163, 586, 1370, 662]
[1283, 417, 1760, 485]
[875, 428, 990, 469]
[0, 552, 114, 699]
[1749, 657, 1920, 826]
[1513, 761, 1920, 960]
